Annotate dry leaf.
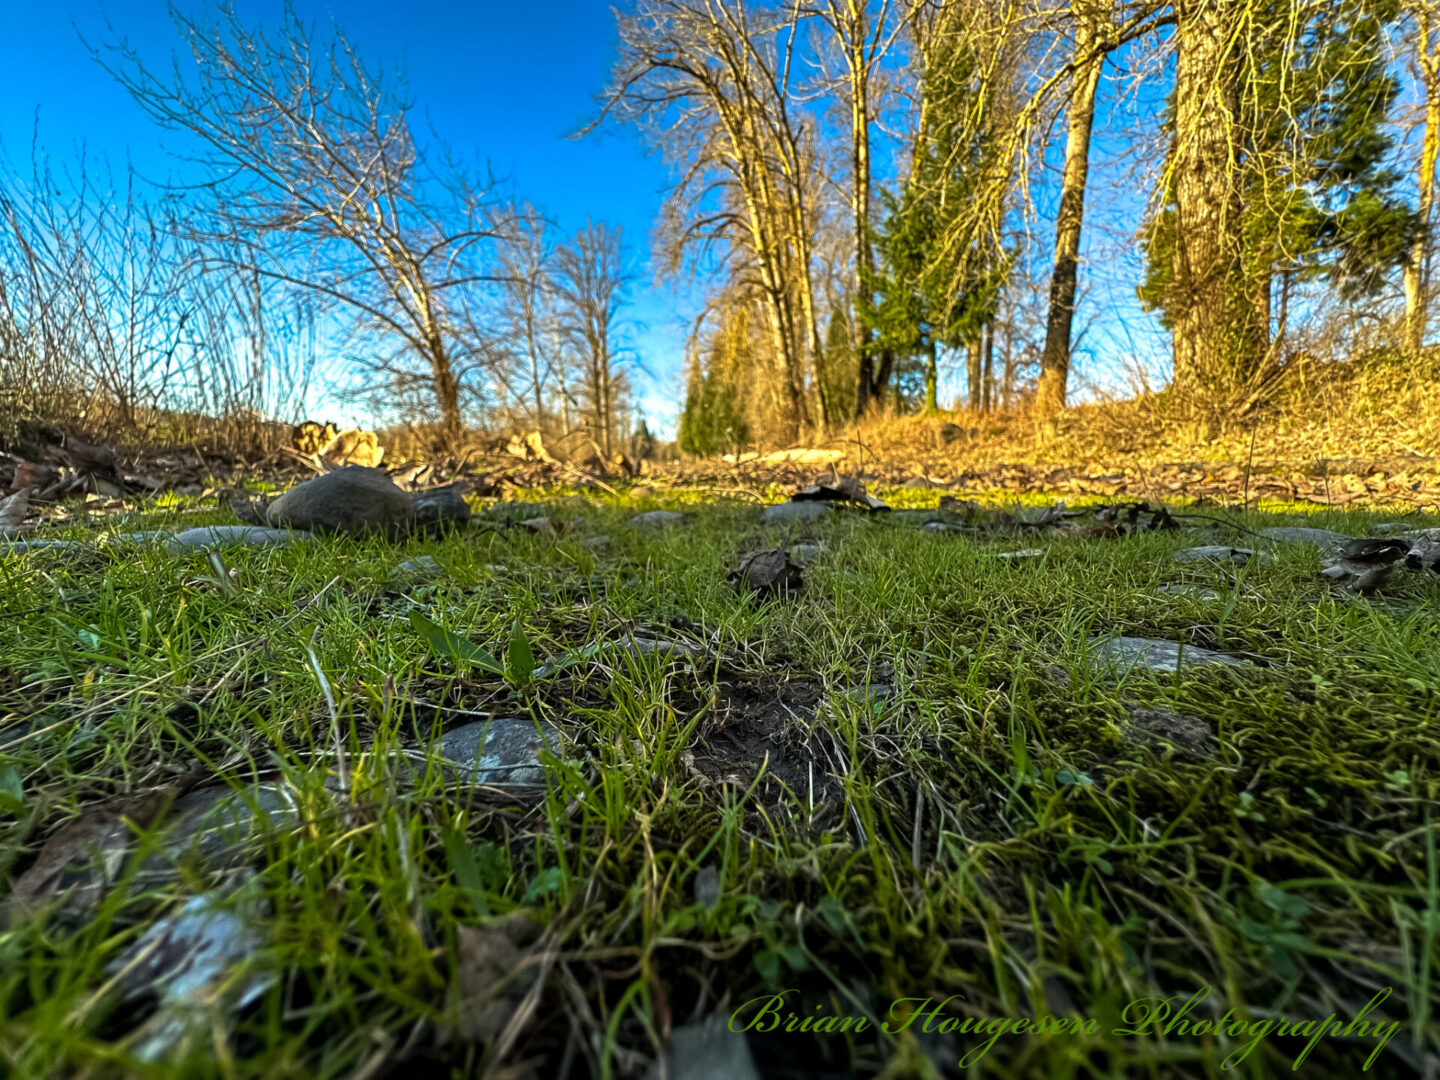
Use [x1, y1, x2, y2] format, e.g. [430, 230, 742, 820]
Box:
[3, 784, 181, 924]
[728, 548, 804, 595]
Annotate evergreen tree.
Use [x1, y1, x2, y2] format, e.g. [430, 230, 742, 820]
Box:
[1140, 0, 1413, 372]
[678, 306, 752, 455]
[861, 17, 1010, 412]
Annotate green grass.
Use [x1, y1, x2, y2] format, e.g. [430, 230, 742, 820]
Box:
[1, 486, 1438, 1077]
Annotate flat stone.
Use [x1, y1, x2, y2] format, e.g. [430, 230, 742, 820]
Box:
[1, 539, 88, 554]
[993, 548, 1045, 559]
[106, 887, 274, 1063]
[265, 467, 414, 536]
[630, 510, 688, 526]
[1258, 527, 1351, 551]
[1173, 545, 1272, 566]
[433, 718, 562, 788]
[162, 526, 306, 553]
[150, 783, 302, 871]
[760, 501, 833, 524]
[1087, 635, 1250, 674]
[649, 1020, 761, 1080]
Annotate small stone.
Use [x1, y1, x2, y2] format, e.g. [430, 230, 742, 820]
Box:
[649, 1020, 761, 1080]
[1, 539, 88, 555]
[993, 548, 1045, 559]
[434, 718, 562, 789]
[410, 484, 471, 530]
[162, 526, 305, 553]
[760, 501, 833, 524]
[1088, 635, 1250, 674]
[392, 555, 443, 582]
[630, 510, 688, 526]
[790, 541, 823, 563]
[265, 467, 414, 536]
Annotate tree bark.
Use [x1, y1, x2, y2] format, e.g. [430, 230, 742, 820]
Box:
[924, 338, 938, 411]
[1169, 0, 1262, 401]
[967, 334, 982, 410]
[1037, 4, 1105, 417]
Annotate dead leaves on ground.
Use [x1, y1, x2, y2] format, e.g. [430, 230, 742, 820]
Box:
[2, 778, 196, 925]
[729, 548, 805, 596]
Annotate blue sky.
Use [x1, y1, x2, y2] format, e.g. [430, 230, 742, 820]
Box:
[1, 0, 698, 434]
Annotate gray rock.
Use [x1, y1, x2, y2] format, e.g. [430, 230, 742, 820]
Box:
[1087, 635, 1250, 674]
[265, 467, 414, 536]
[106, 886, 274, 1063]
[1258, 527, 1351, 551]
[392, 555, 444, 582]
[410, 484, 471, 530]
[1, 539, 89, 555]
[993, 548, 1045, 559]
[761, 501, 833, 524]
[434, 718, 563, 788]
[162, 526, 306, 553]
[1172, 545, 1272, 566]
[790, 541, 823, 563]
[630, 510, 688, 527]
[649, 1020, 761, 1080]
[151, 783, 301, 871]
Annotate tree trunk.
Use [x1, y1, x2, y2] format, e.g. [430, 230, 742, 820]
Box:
[1169, 0, 1261, 402]
[967, 335, 982, 410]
[844, 4, 877, 420]
[1037, 6, 1105, 417]
[1407, 16, 1440, 355]
[924, 339, 938, 411]
[982, 321, 995, 413]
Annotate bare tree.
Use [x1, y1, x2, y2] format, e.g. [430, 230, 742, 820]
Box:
[1404, 0, 1440, 354]
[496, 204, 559, 428]
[597, 0, 827, 440]
[93, 1, 511, 450]
[553, 221, 635, 458]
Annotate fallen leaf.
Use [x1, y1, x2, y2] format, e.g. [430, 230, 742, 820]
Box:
[791, 476, 888, 511]
[3, 783, 184, 924]
[728, 548, 804, 595]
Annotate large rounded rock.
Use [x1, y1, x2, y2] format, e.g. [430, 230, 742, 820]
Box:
[264, 467, 414, 536]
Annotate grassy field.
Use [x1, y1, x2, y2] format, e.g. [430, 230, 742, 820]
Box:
[0, 485, 1437, 1078]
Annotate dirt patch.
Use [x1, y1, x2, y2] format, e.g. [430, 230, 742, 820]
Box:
[1125, 706, 1217, 760]
[688, 677, 837, 806]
